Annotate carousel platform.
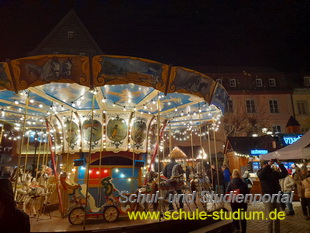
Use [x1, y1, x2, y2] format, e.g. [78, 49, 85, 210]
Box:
[30, 214, 232, 233]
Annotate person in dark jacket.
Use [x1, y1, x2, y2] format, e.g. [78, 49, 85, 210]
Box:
[210, 164, 224, 194]
[0, 178, 30, 233]
[163, 158, 183, 210]
[163, 158, 178, 179]
[257, 159, 288, 233]
[226, 169, 249, 233]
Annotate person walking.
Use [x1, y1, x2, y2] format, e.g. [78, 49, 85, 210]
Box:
[222, 165, 231, 193]
[0, 178, 30, 233]
[293, 165, 308, 219]
[301, 173, 310, 220]
[226, 169, 249, 233]
[163, 158, 183, 210]
[257, 159, 288, 233]
[242, 170, 253, 193]
[279, 174, 295, 215]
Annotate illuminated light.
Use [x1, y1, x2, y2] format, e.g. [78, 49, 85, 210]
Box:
[120, 173, 125, 178]
[81, 167, 86, 170]
[102, 97, 106, 103]
[252, 134, 258, 137]
[175, 108, 177, 112]
[72, 168, 76, 172]
[30, 99, 34, 103]
[128, 178, 131, 182]
[96, 171, 100, 175]
[103, 110, 106, 114]
[72, 102, 76, 107]
[152, 100, 155, 104]
[115, 168, 119, 173]
[251, 149, 268, 155]
[89, 170, 92, 174]
[113, 102, 116, 107]
[123, 106, 126, 111]
[14, 101, 19, 105]
[104, 170, 108, 173]
[143, 104, 147, 109]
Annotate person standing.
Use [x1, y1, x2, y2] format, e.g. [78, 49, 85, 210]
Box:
[210, 164, 224, 194]
[222, 165, 231, 193]
[257, 159, 288, 233]
[279, 174, 295, 215]
[0, 178, 30, 233]
[226, 169, 249, 233]
[163, 158, 183, 210]
[293, 165, 308, 219]
[301, 171, 310, 220]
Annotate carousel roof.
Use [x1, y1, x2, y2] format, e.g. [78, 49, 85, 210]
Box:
[168, 146, 187, 159]
[0, 55, 228, 131]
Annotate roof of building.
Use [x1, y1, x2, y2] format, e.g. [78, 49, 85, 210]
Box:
[286, 116, 301, 127]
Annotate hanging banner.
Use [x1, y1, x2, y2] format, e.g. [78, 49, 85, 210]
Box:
[92, 55, 170, 92]
[0, 62, 15, 91]
[10, 55, 90, 91]
[168, 67, 216, 103]
[129, 112, 153, 154]
[61, 112, 81, 154]
[79, 110, 103, 153]
[106, 111, 131, 153]
[210, 83, 229, 113]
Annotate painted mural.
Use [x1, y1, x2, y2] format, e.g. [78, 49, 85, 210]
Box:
[93, 55, 169, 92]
[10, 55, 90, 90]
[0, 62, 14, 91]
[80, 111, 103, 152]
[169, 67, 216, 103]
[62, 112, 81, 153]
[210, 83, 229, 113]
[106, 112, 130, 152]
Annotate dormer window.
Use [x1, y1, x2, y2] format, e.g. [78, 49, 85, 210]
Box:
[269, 78, 276, 87]
[68, 31, 74, 39]
[229, 79, 236, 87]
[255, 79, 262, 87]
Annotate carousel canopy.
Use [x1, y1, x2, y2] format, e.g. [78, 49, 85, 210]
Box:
[0, 55, 228, 154]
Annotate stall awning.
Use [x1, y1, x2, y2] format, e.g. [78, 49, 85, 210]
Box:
[260, 130, 310, 160]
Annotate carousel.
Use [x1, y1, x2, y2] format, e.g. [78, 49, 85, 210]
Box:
[0, 54, 228, 232]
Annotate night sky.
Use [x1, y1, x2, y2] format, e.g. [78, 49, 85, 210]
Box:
[0, 0, 309, 72]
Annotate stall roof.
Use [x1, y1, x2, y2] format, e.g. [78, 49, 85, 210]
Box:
[260, 130, 310, 160]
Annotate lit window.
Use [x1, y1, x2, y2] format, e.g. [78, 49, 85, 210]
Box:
[79, 52, 86, 56]
[68, 31, 74, 39]
[246, 100, 256, 113]
[256, 79, 262, 87]
[269, 100, 279, 113]
[269, 78, 276, 87]
[272, 125, 281, 133]
[216, 79, 222, 85]
[304, 77, 310, 87]
[297, 101, 307, 115]
[229, 79, 236, 87]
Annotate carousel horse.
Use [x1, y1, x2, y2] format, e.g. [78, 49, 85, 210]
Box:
[150, 164, 186, 211]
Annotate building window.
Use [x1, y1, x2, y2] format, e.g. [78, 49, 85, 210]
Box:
[297, 101, 307, 115]
[229, 79, 236, 87]
[216, 79, 222, 85]
[269, 78, 276, 87]
[226, 99, 233, 113]
[79, 52, 86, 56]
[68, 31, 74, 39]
[272, 125, 281, 133]
[53, 52, 59, 55]
[256, 79, 262, 87]
[304, 77, 310, 87]
[246, 100, 256, 113]
[269, 100, 279, 113]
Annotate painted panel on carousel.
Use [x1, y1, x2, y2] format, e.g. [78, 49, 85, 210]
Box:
[169, 67, 216, 103]
[10, 55, 90, 91]
[101, 84, 153, 110]
[129, 112, 153, 154]
[106, 112, 130, 152]
[36, 83, 99, 110]
[80, 111, 103, 152]
[93, 55, 169, 92]
[62, 112, 81, 154]
[0, 62, 15, 91]
[210, 83, 229, 113]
